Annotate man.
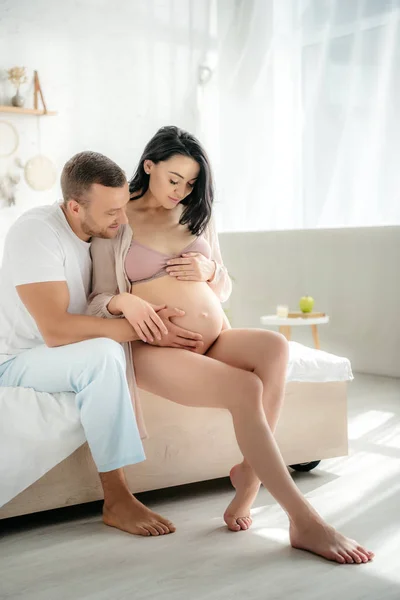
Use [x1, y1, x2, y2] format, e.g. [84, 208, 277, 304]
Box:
[0, 151, 203, 537]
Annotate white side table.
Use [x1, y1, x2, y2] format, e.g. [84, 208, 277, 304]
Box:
[260, 315, 330, 349]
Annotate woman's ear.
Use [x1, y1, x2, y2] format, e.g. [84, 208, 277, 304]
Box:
[143, 159, 154, 175]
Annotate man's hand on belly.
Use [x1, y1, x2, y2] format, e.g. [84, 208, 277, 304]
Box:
[115, 293, 169, 343]
[148, 307, 204, 352]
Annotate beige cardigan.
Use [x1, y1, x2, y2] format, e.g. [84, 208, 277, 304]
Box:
[87, 218, 232, 438]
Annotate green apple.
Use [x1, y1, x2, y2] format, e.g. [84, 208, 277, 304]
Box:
[299, 296, 314, 313]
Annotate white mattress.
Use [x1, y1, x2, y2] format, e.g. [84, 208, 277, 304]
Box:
[0, 342, 353, 509]
[287, 342, 353, 383]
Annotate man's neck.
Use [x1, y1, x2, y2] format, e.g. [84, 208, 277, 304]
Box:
[60, 204, 90, 242]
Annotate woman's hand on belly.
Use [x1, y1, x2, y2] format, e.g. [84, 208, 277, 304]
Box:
[166, 252, 216, 282]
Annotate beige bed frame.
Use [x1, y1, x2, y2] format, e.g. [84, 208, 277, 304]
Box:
[0, 382, 348, 520]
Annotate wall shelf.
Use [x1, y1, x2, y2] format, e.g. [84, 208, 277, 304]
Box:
[1, 70, 56, 117]
[0, 106, 57, 116]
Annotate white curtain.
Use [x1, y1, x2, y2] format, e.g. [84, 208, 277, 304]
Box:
[200, 0, 400, 232]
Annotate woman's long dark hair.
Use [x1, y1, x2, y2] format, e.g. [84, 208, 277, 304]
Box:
[129, 126, 214, 236]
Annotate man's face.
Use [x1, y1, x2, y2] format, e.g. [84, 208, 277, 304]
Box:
[78, 182, 130, 239]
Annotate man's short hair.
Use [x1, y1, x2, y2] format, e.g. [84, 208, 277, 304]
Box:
[61, 151, 126, 206]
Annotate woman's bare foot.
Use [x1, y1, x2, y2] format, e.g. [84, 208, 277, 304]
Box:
[289, 517, 374, 564]
[103, 494, 176, 537]
[224, 462, 261, 532]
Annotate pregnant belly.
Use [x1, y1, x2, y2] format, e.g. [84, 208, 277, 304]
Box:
[131, 275, 224, 353]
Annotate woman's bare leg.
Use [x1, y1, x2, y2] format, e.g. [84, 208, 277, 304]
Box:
[133, 342, 373, 564]
[207, 329, 287, 531]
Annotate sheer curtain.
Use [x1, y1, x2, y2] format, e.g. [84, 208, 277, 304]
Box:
[200, 0, 400, 232]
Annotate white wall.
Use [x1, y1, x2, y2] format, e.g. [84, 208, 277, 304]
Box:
[220, 227, 400, 378]
[0, 0, 211, 231]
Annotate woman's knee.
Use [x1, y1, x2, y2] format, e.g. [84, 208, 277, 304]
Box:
[274, 331, 289, 358]
[228, 370, 264, 413]
[258, 330, 289, 363]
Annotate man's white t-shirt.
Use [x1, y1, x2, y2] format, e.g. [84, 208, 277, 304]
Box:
[0, 203, 92, 364]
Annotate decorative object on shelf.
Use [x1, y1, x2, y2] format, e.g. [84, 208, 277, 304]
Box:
[0, 70, 56, 116]
[7, 66, 28, 108]
[33, 71, 49, 113]
[0, 120, 19, 157]
[24, 154, 57, 191]
[12, 92, 24, 108]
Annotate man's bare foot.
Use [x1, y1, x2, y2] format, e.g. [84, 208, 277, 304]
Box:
[224, 463, 261, 532]
[103, 494, 176, 537]
[289, 518, 374, 564]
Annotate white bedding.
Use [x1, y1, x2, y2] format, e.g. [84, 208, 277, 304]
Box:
[287, 342, 353, 382]
[0, 342, 353, 509]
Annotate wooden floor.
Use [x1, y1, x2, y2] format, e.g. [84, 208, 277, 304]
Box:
[1, 373, 400, 600]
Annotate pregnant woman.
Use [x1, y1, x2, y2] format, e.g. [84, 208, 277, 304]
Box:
[88, 126, 373, 564]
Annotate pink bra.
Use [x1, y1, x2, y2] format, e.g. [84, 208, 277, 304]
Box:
[125, 236, 212, 284]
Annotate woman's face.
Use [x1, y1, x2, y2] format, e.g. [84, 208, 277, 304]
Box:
[144, 155, 200, 209]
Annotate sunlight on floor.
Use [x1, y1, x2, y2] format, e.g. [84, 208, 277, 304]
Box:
[371, 531, 400, 585]
[348, 410, 395, 440]
[254, 527, 288, 544]
[374, 429, 400, 449]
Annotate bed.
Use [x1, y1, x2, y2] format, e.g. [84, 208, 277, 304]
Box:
[0, 342, 352, 519]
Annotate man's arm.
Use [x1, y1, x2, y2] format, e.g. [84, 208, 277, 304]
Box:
[17, 281, 139, 347]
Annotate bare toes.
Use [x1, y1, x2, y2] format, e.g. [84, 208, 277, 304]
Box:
[156, 516, 176, 533]
[237, 518, 248, 530]
[364, 552, 373, 562]
[349, 550, 362, 564]
[244, 517, 252, 527]
[335, 553, 346, 564]
[154, 523, 166, 535]
[145, 525, 160, 536]
[225, 517, 241, 531]
[159, 523, 170, 535]
[342, 552, 354, 564]
[165, 521, 176, 533]
[357, 546, 373, 561]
